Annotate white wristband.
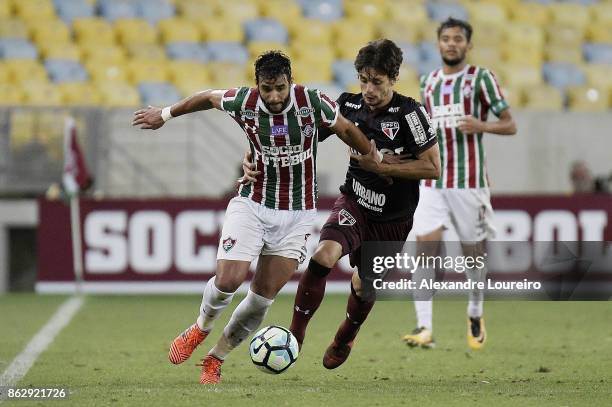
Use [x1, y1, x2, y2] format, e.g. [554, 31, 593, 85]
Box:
[161, 106, 173, 122]
[377, 150, 383, 162]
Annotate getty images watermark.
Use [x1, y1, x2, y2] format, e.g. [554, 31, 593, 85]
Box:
[360, 241, 612, 300]
[372, 253, 542, 291]
[371, 252, 541, 292]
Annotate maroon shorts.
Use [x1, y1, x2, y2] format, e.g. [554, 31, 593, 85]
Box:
[320, 193, 412, 274]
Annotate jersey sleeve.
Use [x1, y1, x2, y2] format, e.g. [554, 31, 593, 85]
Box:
[316, 90, 340, 128]
[404, 100, 437, 155]
[220, 87, 246, 115]
[479, 69, 509, 117]
[419, 74, 427, 105]
[319, 93, 349, 142]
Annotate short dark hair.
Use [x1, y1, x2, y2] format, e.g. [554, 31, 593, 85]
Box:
[354, 39, 403, 81]
[437, 17, 473, 42]
[254, 51, 292, 84]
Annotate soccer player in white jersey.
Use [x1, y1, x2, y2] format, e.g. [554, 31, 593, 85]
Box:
[402, 18, 517, 350]
[132, 51, 377, 383]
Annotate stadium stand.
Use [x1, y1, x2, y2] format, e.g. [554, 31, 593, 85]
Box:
[0, 0, 608, 110]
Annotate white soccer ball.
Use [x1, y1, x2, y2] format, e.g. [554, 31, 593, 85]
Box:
[249, 325, 299, 374]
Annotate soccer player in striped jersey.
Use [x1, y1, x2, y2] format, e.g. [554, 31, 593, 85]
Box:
[244, 40, 440, 369]
[132, 51, 377, 384]
[402, 18, 516, 350]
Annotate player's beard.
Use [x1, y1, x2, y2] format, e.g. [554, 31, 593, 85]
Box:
[442, 54, 465, 67]
[264, 97, 289, 114]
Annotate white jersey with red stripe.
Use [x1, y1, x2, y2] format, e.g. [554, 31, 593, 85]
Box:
[420, 64, 509, 189]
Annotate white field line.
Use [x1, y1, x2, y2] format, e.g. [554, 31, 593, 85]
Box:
[0, 296, 84, 387]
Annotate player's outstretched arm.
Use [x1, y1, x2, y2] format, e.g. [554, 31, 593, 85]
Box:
[132, 89, 226, 130]
[458, 109, 516, 136]
[330, 113, 380, 158]
[351, 143, 441, 180]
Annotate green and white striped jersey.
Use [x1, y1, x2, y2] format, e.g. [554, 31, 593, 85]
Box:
[221, 84, 339, 210]
[420, 65, 509, 189]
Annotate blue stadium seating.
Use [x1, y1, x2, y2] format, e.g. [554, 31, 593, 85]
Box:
[543, 62, 586, 89]
[54, 0, 94, 23]
[0, 39, 38, 59]
[332, 60, 356, 87]
[426, 2, 468, 22]
[560, 0, 598, 5]
[244, 19, 289, 44]
[301, 0, 343, 21]
[138, 81, 182, 106]
[399, 42, 421, 67]
[583, 44, 612, 64]
[98, 0, 138, 22]
[419, 42, 441, 63]
[135, 0, 175, 25]
[205, 42, 249, 64]
[45, 59, 89, 82]
[166, 42, 209, 63]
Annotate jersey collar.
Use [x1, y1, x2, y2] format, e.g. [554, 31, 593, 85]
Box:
[440, 64, 470, 80]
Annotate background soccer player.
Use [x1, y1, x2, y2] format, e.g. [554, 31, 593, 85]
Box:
[243, 40, 440, 369]
[132, 51, 377, 383]
[402, 18, 517, 350]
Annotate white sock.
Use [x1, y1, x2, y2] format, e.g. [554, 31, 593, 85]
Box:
[208, 334, 233, 361]
[210, 290, 273, 360]
[197, 276, 235, 332]
[414, 300, 433, 331]
[466, 264, 486, 318]
[412, 261, 435, 331]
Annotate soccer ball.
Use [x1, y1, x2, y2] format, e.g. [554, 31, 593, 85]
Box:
[249, 325, 299, 374]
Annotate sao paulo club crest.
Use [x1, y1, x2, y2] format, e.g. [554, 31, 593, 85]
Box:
[380, 121, 400, 140]
[338, 209, 357, 226]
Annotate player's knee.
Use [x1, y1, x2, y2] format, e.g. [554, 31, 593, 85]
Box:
[214, 277, 241, 293]
[351, 272, 363, 296]
[307, 258, 332, 278]
[351, 273, 375, 302]
[416, 229, 444, 256]
[215, 265, 246, 292]
[417, 226, 444, 243]
[312, 244, 341, 269]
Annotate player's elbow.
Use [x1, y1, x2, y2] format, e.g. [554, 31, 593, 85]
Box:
[507, 120, 517, 136]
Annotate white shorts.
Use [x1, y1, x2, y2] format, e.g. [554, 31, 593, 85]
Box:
[217, 197, 316, 263]
[411, 187, 496, 242]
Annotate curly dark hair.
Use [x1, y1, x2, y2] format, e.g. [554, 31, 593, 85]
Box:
[254, 51, 292, 84]
[354, 39, 403, 81]
[437, 17, 473, 42]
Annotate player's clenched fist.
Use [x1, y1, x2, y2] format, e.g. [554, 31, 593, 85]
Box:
[457, 116, 485, 135]
[132, 105, 165, 130]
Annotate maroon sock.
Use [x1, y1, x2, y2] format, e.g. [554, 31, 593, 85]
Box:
[290, 261, 330, 346]
[334, 285, 375, 344]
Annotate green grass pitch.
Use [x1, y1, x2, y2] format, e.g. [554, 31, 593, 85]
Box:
[1, 294, 610, 406]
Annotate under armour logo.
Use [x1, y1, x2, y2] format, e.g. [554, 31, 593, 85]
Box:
[294, 305, 311, 315]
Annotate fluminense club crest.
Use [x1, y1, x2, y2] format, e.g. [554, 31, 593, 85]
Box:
[301, 124, 314, 137]
[222, 237, 237, 252]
